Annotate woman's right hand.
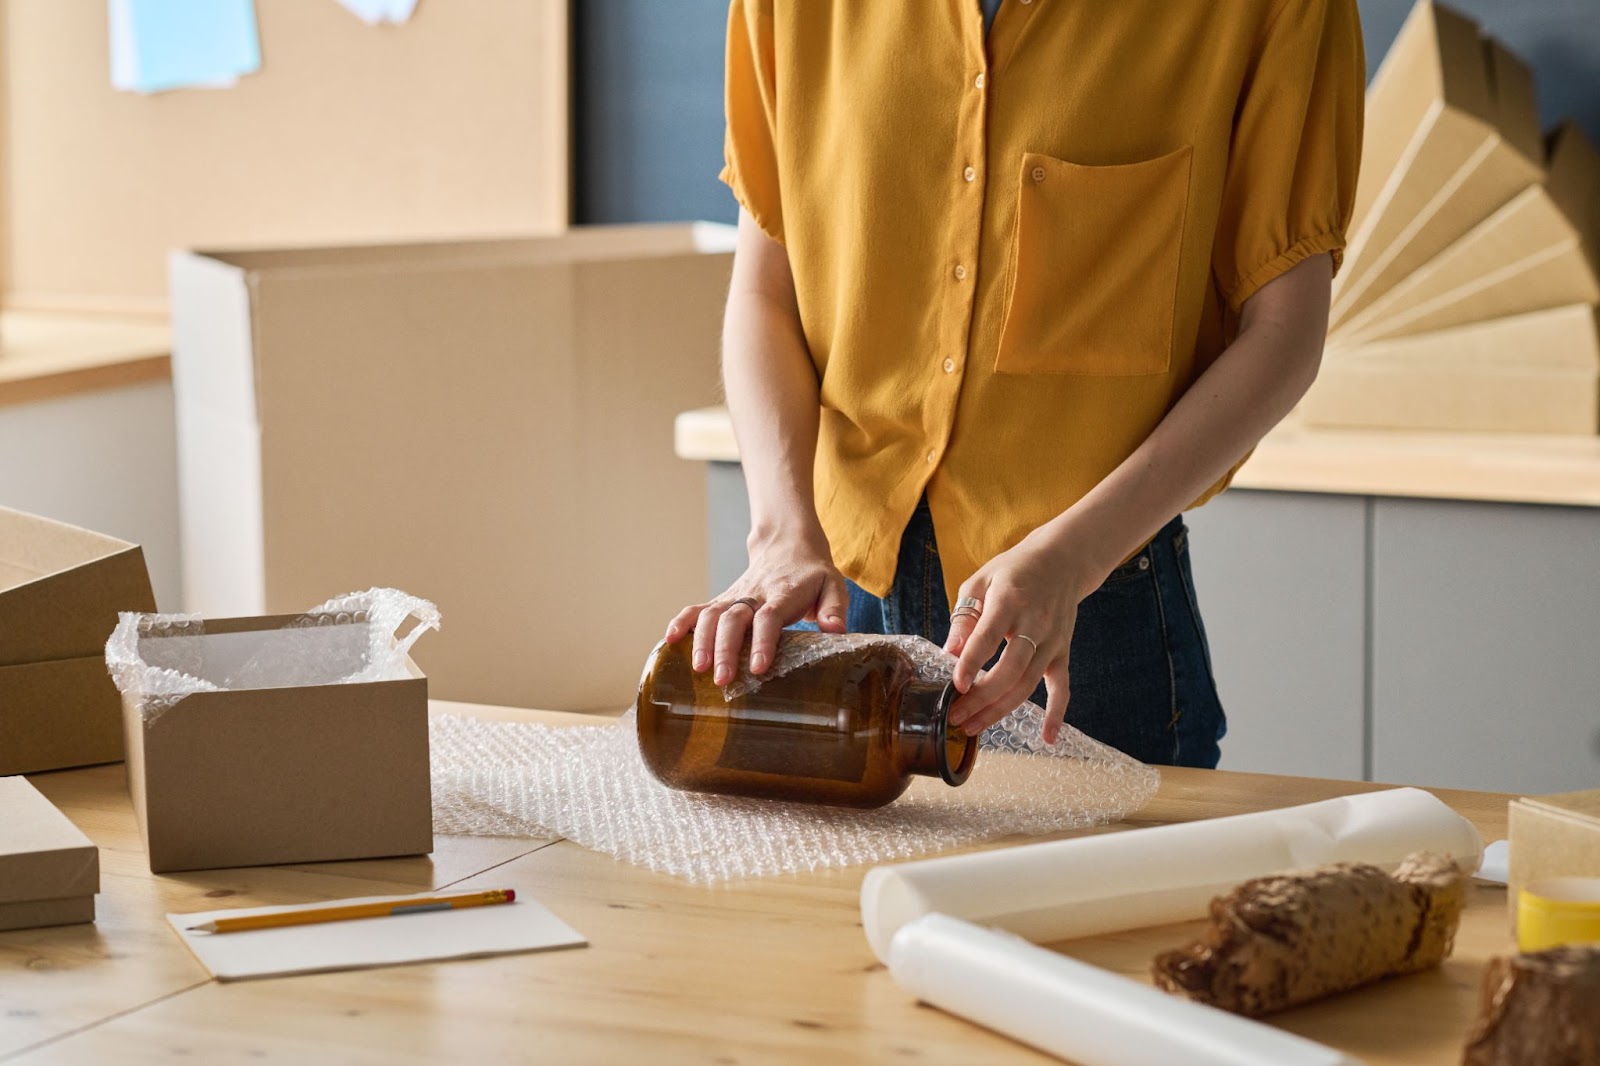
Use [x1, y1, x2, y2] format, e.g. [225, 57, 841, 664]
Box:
[664, 532, 849, 686]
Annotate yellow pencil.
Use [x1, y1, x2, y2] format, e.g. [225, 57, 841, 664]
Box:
[188, 888, 516, 934]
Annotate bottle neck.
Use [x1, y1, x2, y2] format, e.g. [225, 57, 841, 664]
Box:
[896, 679, 976, 786]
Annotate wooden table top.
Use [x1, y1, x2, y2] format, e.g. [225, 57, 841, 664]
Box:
[2, 702, 1515, 1065]
[674, 404, 1600, 508]
[0, 311, 171, 409]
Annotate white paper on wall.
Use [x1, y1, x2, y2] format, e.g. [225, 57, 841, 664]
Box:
[108, 0, 261, 94]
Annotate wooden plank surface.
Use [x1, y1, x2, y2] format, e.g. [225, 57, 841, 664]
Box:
[0, 312, 170, 409]
[4, 704, 1514, 1064]
[674, 405, 1600, 507]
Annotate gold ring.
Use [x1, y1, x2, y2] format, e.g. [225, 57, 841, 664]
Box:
[951, 607, 981, 621]
[728, 597, 761, 612]
[1010, 633, 1039, 654]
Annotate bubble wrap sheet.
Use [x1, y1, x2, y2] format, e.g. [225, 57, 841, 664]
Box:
[431, 634, 1160, 884]
[106, 588, 440, 723]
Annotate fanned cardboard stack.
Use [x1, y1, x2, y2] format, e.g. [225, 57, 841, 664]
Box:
[1307, 1, 1600, 435]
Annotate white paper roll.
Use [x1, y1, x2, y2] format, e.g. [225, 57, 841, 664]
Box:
[862, 786, 1481, 960]
[889, 914, 1362, 1066]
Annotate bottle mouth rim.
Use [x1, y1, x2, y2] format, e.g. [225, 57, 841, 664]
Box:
[936, 683, 978, 786]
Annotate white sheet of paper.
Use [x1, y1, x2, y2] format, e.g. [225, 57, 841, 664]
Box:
[168, 886, 585, 981]
[1476, 839, 1510, 885]
[889, 914, 1361, 1066]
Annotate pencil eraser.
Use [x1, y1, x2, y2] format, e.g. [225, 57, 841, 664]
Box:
[505, 889, 516, 903]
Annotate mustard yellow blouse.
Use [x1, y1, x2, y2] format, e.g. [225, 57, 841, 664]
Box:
[722, 0, 1364, 601]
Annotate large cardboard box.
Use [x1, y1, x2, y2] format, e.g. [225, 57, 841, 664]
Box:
[1307, 305, 1600, 435]
[1508, 790, 1600, 931]
[169, 224, 733, 712]
[0, 776, 98, 931]
[0, 507, 157, 774]
[119, 614, 432, 874]
[1331, 2, 1542, 328]
[1335, 123, 1600, 343]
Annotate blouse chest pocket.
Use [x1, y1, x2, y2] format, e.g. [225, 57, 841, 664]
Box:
[995, 144, 1193, 377]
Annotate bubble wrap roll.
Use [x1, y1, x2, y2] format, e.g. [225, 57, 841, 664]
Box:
[888, 914, 1362, 1066]
[861, 787, 1482, 961]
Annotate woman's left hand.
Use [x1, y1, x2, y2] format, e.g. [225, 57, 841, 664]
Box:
[942, 530, 1105, 745]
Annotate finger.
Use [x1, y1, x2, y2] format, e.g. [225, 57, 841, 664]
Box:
[943, 577, 990, 656]
[665, 603, 707, 644]
[953, 594, 1013, 692]
[949, 634, 1037, 727]
[815, 574, 849, 634]
[749, 603, 786, 674]
[691, 604, 725, 673]
[960, 673, 1044, 737]
[712, 601, 758, 685]
[1042, 659, 1071, 746]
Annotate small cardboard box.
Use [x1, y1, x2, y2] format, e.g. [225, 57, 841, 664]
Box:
[0, 776, 99, 931]
[169, 223, 732, 712]
[119, 614, 433, 873]
[1508, 789, 1600, 930]
[0, 507, 157, 774]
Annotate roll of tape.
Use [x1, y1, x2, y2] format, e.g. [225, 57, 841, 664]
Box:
[1518, 877, 1600, 952]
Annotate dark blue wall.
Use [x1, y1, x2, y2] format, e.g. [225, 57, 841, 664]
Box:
[571, 1, 1600, 226]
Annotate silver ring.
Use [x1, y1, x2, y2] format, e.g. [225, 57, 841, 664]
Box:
[727, 597, 760, 613]
[1009, 633, 1039, 654]
[955, 596, 982, 612]
[951, 607, 981, 621]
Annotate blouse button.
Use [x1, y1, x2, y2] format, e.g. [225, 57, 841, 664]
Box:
[1031, 166, 1046, 183]
[943, 358, 956, 373]
[974, 73, 986, 89]
[963, 165, 977, 182]
[953, 264, 968, 281]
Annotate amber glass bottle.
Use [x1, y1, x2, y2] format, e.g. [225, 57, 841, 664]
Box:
[635, 632, 977, 808]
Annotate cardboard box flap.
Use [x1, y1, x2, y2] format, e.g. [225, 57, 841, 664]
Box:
[1547, 123, 1600, 277]
[1520, 789, 1600, 825]
[0, 778, 99, 904]
[1326, 305, 1600, 371]
[194, 222, 737, 278]
[1482, 38, 1542, 166]
[0, 508, 156, 667]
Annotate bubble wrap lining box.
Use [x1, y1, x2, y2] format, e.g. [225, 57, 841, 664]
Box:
[432, 634, 1160, 884]
[106, 588, 440, 723]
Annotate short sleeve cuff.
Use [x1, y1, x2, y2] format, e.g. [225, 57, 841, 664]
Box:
[1223, 229, 1345, 313]
[719, 161, 785, 246]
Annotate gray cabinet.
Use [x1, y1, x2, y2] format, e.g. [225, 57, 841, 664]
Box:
[1371, 498, 1600, 793]
[1183, 493, 1368, 780]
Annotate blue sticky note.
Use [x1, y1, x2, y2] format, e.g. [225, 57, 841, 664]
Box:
[110, 0, 261, 94]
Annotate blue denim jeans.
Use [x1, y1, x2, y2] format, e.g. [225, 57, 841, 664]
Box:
[843, 500, 1226, 768]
